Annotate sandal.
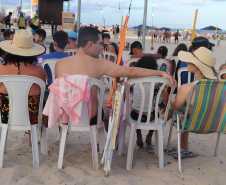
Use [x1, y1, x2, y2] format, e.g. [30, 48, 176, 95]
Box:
[173, 150, 198, 159]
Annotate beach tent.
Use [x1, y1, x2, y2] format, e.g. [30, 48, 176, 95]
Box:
[200, 26, 222, 31]
[149, 26, 158, 29]
[159, 27, 170, 30]
[133, 24, 152, 29]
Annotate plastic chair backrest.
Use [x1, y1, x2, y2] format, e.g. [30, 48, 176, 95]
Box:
[41, 59, 58, 82]
[177, 67, 194, 89]
[125, 77, 173, 127]
[0, 75, 45, 130]
[126, 58, 140, 67]
[68, 78, 105, 127]
[103, 51, 117, 64]
[65, 49, 76, 56]
[182, 79, 226, 134]
[156, 59, 170, 73]
[219, 69, 226, 79]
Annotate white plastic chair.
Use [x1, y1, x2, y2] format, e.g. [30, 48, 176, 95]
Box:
[57, 78, 106, 171]
[124, 58, 140, 82]
[126, 58, 140, 67]
[118, 76, 174, 170]
[177, 67, 194, 89]
[0, 75, 47, 169]
[41, 59, 58, 83]
[219, 69, 226, 79]
[156, 59, 170, 73]
[103, 51, 118, 95]
[65, 49, 76, 56]
[103, 51, 117, 63]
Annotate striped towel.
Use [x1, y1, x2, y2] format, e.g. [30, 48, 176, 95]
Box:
[187, 79, 226, 134]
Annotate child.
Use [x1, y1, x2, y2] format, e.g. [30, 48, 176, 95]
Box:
[35, 29, 46, 66]
[3, 30, 14, 40]
[157, 46, 172, 74]
[34, 29, 46, 45]
[131, 55, 158, 148]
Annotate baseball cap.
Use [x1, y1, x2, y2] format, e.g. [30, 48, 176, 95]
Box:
[68, 31, 77, 39]
[129, 41, 142, 55]
[192, 36, 215, 48]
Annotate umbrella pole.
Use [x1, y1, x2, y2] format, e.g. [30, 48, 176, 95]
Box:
[191, 9, 198, 45]
[77, 0, 81, 36]
[142, 0, 148, 52]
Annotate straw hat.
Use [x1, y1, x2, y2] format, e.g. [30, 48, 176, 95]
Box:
[0, 30, 46, 57]
[178, 47, 218, 79]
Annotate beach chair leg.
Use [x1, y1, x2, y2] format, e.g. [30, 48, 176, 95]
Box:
[97, 126, 105, 155]
[155, 130, 159, 157]
[40, 126, 48, 155]
[0, 124, 8, 168]
[108, 77, 113, 96]
[126, 123, 136, 171]
[118, 123, 127, 156]
[4, 130, 8, 154]
[58, 125, 68, 169]
[90, 125, 99, 171]
[177, 120, 183, 174]
[158, 124, 164, 169]
[167, 117, 174, 155]
[31, 125, 39, 170]
[214, 133, 221, 157]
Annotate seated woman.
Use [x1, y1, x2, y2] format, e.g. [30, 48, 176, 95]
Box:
[0, 30, 47, 146]
[101, 30, 123, 65]
[166, 47, 218, 158]
[130, 55, 158, 148]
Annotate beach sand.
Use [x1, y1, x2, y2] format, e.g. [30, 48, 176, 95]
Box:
[0, 32, 225, 185]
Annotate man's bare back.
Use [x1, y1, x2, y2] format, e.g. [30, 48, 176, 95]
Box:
[55, 27, 176, 120]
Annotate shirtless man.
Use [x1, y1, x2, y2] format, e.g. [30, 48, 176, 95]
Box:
[55, 27, 176, 128]
[129, 41, 162, 67]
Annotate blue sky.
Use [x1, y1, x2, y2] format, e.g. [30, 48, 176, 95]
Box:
[1, 0, 226, 29]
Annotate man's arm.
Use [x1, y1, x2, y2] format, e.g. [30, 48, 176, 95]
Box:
[100, 59, 177, 87]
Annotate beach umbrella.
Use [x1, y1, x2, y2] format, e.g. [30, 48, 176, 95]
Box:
[200, 26, 222, 31]
[133, 24, 152, 29]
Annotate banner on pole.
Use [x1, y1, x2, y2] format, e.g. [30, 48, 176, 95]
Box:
[62, 12, 75, 33]
[31, 0, 38, 18]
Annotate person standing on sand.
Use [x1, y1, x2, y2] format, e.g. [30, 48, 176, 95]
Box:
[158, 29, 162, 43]
[174, 30, 179, 44]
[55, 27, 176, 130]
[216, 33, 222, 48]
[137, 29, 141, 39]
[167, 30, 171, 44]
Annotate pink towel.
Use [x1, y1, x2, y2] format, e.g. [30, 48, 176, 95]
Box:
[43, 74, 92, 128]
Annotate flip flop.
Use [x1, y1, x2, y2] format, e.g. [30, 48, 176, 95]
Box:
[173, 150, 198, 159]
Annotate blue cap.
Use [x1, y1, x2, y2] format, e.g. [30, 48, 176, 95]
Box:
[35, 14, 38, 17]
[68, 31, 77, 39]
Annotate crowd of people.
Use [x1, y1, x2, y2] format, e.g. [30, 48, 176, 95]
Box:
[0, 13, 225, 162]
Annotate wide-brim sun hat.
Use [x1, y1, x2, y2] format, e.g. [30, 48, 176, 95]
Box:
[178, 47, 218, 79]
[0, 29, 45, 56]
